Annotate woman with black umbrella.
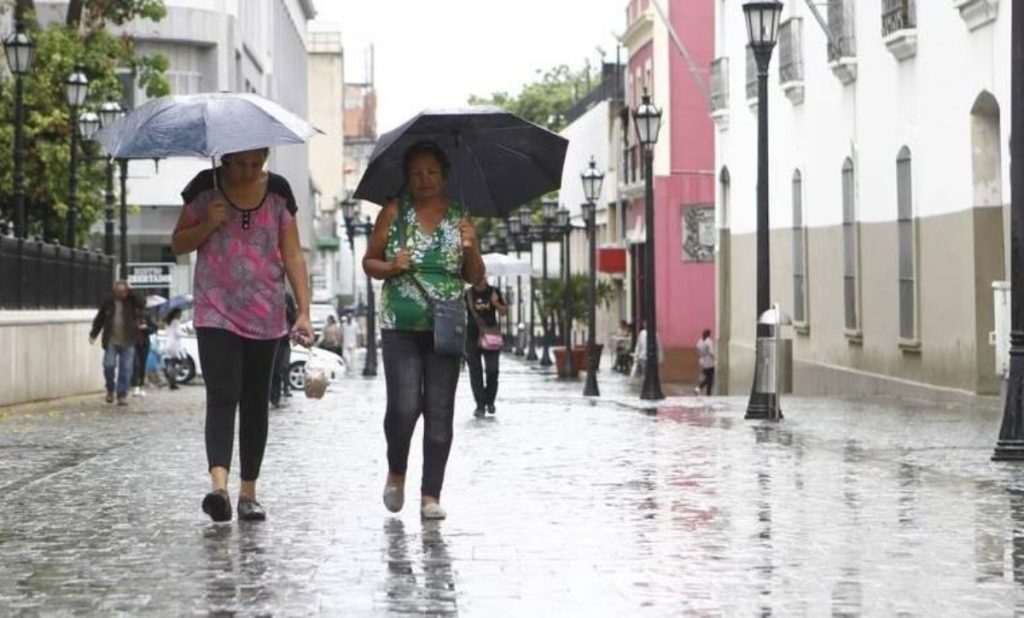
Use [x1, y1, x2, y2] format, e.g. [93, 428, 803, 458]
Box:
[363, 140, 485, 520]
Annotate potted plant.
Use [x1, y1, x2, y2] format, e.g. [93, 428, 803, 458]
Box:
[536, 274, 615, 378]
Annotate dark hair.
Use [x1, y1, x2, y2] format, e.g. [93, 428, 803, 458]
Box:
[167, 308, 182, 322]
[403, 140, 450, 180]
[702, 329, 712, 339]
[221, 148, 270, 165]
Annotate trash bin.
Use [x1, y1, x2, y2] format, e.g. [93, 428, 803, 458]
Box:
[755, 304, 793, 399]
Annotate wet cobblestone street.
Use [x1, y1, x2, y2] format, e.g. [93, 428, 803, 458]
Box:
[3, 356, 1024, 615]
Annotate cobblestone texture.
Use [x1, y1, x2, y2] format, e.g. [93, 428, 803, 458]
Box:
[1, 356, 1024, 615]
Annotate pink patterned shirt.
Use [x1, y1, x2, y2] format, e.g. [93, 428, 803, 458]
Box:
[180, 170, 297, 340]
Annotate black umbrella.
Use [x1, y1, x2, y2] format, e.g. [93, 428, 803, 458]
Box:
[353, 107, 568, 217]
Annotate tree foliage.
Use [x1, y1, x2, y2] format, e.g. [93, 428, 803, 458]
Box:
[535, 273, 615, 338]
[0, 0, 169, 245]
[468, 64, 599, 133]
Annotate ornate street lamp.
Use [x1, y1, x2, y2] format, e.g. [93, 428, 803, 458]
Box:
[98, 101, 121, 258]
[633, 89, 664, 400]
[743, 0, 784, 420]
[78, 111, 101, 141]
[341, 204, 377, 377]
[4, 18, 34, 239]
[508, 215, 525, 356]
[993, 0, 1024, 459]
[520, 206, 539, 361]
[65, 66, 90, 247]
[581, 157, 605, 397]
[556, 206, 576, 378]
[539, 201, 559, 367]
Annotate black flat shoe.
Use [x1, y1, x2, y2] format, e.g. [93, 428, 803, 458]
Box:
[237, 497, 266, 521]
[202, 490, 232, 522]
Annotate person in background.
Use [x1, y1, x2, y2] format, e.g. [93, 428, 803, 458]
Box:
[341, 313, 360, 375]
[695, 329, 716, 396]
[270, 292, 298, 408]
[171, 147, 313, 523]
[162, 308, 184, 391]
[320, 315, 343, 356]
[631, 322, 663, 379]
[464, 276, 507, 417]
[89, 280, 145, 406]
[132, 309, 157, 397]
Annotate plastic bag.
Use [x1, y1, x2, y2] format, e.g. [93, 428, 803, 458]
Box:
[303, 353, 331, 399]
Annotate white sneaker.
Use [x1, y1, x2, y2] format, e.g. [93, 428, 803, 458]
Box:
[131, 386, 141, 397]
[420, 502, 447, 520]
[383, 482, 404, 513]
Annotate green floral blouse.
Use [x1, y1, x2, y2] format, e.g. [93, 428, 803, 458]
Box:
[379, 197, 467, 331]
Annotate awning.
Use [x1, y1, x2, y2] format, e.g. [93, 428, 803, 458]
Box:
[626, 216, 646, 244]
[598, 247, 627, 274]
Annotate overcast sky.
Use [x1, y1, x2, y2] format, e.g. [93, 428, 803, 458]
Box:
[311, 0, 628, 133]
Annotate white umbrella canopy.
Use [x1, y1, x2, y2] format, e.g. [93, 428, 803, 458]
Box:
[482, 252, 532, 277]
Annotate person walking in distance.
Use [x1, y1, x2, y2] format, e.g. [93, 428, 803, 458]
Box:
[465, 276, 507, 417]
[132, 309, 157, 397]
[162, 308, 185, 390]
[320, 315, 343, 356]
[341, 314, 360, 374]
[89, 280, 145, 406]
[362, 140, 485, 520]
[172, 147, 313, 523]
[695, 329, 716, 396]
[270, 292, 298, 408]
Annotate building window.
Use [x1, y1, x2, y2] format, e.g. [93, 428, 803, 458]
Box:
[745, 45, 757, 103]
[897, 146, 917, 342]
[710, 57, 729, 112]
[792, 170, 807, 325]
[842, 158, 860, 333]
[882, 0, 916, 36]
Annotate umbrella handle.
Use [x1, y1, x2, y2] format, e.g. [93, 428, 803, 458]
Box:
[211, 157, 219, 191]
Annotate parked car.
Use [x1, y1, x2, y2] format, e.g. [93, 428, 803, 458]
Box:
[155, 321, 346, 390]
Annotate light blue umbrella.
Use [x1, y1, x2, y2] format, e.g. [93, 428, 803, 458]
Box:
[94, 92, 320, 162]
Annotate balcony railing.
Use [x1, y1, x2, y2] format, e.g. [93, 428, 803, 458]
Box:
[710, 57, 729, 112]
[827, 0, 857, 61]
[882, 0, 916, 36]
[0, 237, 114, 309]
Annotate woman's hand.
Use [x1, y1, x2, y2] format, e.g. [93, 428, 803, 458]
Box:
[207, 195, 229, 226]
[291, 313, 314, 347]
[391, 248, 412, 274]
[459, 218, 477, 251]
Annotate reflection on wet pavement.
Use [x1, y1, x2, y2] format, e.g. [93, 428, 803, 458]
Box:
[3, 361, 1024, 613]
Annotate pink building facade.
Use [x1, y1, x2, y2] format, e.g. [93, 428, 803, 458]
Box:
[621, 0, 715, 383]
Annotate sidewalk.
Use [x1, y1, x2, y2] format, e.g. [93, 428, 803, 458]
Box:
[1, 355, 1023, 615]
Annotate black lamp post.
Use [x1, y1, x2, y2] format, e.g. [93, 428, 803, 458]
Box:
[519, 206, 539, 361]
[539, 201, 558, 367]
[98, 101, 121, 258]
[4, 17, 34, 240]
[634, 90, 664, 401]
[342, 202, 378, 377]
[742, 0, 784, 420]
[556, 206, 576, 378]
[993, 0, 1024, 459]
[78, 111, 100, 143]
[581, 157, 605, 397]
[508, 215, 525, 355]
[65, 66, 90, 247]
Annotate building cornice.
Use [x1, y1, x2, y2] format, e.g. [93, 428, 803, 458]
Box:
[622, 9, 654, 50]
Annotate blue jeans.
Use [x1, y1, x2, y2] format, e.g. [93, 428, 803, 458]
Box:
[103, 343, 136, 398]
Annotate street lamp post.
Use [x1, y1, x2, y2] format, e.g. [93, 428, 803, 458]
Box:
[65, 66, 90, 247]
[519, 206, 539, 361]
[4, 17, 35, 239]
[557, 206, 575, 378]
[508, 215, 525, 356]
[743, 1, 784, 420]
[118, 157, 129, 278]
[98, 101, 121, 258]
[539, 201, 558, 367]
[634, 90, 664, 400]
[993, 0, 1024, 459]
[361, 216, 378, 376]
[581, 157, 605, 397]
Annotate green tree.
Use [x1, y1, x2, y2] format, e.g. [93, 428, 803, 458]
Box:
[535, 273, 615, 343]
[468, 63, 598, 132]
[0, 0, 169, 245]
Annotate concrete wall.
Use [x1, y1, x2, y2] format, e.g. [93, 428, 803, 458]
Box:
[0, 312, 104, 407]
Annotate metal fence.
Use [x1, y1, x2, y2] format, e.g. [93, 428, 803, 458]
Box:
[0, 236, 114, 309]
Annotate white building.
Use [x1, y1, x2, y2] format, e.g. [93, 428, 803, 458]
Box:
[713, 0, 1011, 398]
[34, 0, 318, 291]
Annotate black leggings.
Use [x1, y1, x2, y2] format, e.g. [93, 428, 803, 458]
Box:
[196, 327, 280, 481]
[465, 342, 500, 407]
[381, 330, 461, 498]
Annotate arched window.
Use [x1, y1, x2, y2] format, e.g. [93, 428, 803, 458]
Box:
[896, 146, 916, 341]
[792, 170, 807, 324]
[842, 158, 859, 332]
